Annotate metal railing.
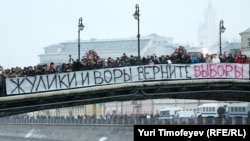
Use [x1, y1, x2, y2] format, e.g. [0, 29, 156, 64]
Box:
[0, 117, 249, 125]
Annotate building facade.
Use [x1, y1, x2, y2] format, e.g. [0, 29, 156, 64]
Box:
[240, 27, 250, 56]
[38, 34, 176, 65]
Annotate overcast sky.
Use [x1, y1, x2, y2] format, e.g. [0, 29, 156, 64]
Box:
[0, 0, 250, 69]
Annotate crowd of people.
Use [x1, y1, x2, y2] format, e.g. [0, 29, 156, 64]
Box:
[0, 46, 250, 95]
[1, 46, 249, 95]
[0, 46, 250, 79]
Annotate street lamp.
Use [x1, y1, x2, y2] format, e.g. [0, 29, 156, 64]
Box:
[133, 4, 140, 60]
[78, 17, 85, 61]
[219, 19, 226, 55]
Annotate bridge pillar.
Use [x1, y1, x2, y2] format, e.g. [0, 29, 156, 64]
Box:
[221, 118, 226, 125]
[185, 118, 189, 125]
[212, 118, 216, 125]
[134, 118, 137, 125]
[176, 119, 181, 125]
[194, 118, 198, 125]
[161, 119, 166, 125]
[141, 118, 144, 125]
[242, 118, 247, 125]
[232, 118, 237, 125]
[155, 119, 158, 125]
[202, 118, 206, 125]
[170, 119, 174, 125]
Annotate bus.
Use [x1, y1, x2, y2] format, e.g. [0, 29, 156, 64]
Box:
[198, 103, 230, 118]
[157, 107, 183, 119]
[227, 102, 250, 118]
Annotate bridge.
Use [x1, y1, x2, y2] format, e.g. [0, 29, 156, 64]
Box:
[0, 63, 250, 117]
[1, 78, 250, 117]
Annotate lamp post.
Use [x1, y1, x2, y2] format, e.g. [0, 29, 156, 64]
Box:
[219, 19, 226, 55]
[78, 17, 85, 61]
[133, 4, 140, 60]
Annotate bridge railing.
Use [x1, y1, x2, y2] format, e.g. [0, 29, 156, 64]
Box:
[0, 117, 249, 125]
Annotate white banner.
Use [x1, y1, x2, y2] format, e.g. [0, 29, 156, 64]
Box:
[6, 63, 249, 95]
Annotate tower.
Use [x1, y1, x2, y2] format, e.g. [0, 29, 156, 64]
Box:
[198, 1, 217, 48]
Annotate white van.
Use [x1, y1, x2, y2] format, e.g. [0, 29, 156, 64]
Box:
[175, 110, 197, 119]
[158, 107, 183, 119]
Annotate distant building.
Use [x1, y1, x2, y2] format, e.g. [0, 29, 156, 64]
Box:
[240, 27, 250, 56]
[198, 1, 217, 48]
[204, 42, 241, 55]
[38, 34, 176, 65]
